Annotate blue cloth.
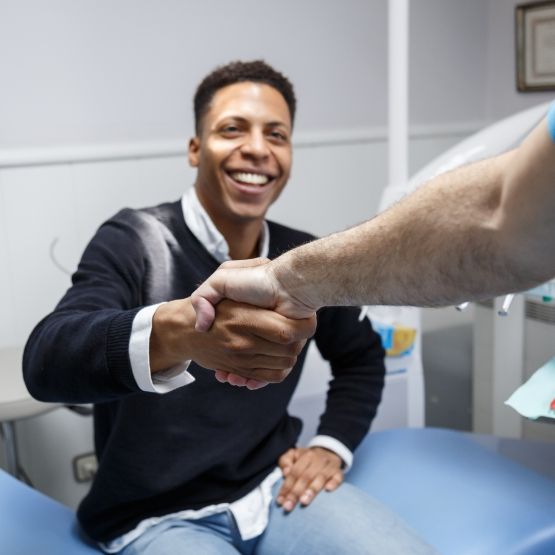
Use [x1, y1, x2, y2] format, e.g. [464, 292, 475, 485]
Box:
[548, 101, 555, 142]
[119, 479, 436, 555]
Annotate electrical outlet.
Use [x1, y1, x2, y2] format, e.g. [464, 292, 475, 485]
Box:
[73, 452, 98, 483]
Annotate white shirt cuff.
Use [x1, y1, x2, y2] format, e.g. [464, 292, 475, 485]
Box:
[308, 435, 353, 472]
[129, 303, 195, 393]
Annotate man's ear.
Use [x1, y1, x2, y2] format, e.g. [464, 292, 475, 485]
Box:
[188, 137, 201, 167]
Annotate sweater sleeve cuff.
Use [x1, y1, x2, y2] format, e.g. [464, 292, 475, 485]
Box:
[308, 435, 353, 472]
[130, 303, 195, 393]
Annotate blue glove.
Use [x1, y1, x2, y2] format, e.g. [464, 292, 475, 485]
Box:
[548, 101, 555, 142]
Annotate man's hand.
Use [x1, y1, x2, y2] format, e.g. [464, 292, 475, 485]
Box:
[191, 258, 316, 333]
[150, 298, 316, 388]
[276, 447, 344, 512]
[190, 258, 318, 389]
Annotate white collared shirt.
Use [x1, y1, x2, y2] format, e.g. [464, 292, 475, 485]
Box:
[103, 188, 352, 552]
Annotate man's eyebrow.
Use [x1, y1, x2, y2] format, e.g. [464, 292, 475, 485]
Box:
[216, 116, 290, 130]
[266, 121, 291, 130]
[216, 115, 248, 124]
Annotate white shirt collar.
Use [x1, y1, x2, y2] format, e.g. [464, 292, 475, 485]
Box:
[181, 187, 270, 264]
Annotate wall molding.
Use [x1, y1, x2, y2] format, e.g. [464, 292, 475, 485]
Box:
[0, 121, 485, 169]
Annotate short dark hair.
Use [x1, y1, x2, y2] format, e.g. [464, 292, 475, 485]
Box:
[193, 60, 296, 134]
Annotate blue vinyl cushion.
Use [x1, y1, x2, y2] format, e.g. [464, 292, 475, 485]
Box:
[1, 427, 554, 554]
[0, 468, 100, 554]
[347, 428, 555, 555]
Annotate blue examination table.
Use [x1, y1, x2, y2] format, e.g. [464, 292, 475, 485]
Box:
[1, 428, 554, 554]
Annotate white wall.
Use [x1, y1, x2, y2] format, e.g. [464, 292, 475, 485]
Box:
[410, 0, 489, 126]
[0, 0, 387, 147]
[0, 0, 491, 150]
[5, 1, 547, 150]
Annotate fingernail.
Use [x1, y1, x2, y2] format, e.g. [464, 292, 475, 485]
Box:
[276, 496, 283, 505]
[283, 500, 294, 512]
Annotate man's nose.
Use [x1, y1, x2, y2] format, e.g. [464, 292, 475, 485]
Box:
[240, 131, 270, 159]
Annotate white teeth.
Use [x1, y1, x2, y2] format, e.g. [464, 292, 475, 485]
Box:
[230, 172, 270, 186]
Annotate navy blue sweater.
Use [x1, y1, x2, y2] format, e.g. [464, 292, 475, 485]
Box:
[23, 200, 385, 543]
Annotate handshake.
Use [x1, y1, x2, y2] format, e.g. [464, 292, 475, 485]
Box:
[189, 257, 319, 389]
[151, 255, 324, 390]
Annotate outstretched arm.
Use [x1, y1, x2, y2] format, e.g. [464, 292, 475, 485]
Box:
[192, 104, 555, 324]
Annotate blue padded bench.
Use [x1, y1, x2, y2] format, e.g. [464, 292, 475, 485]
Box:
[0, 467, 100, 554]
[347, 428, 555, 555]
[2, 427, 555, 554]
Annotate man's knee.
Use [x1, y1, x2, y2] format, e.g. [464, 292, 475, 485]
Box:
[263, 483, 436, 555]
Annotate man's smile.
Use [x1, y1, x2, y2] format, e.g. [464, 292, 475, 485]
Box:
[229, 171, 271, 186]
[224, 168, 278, 194]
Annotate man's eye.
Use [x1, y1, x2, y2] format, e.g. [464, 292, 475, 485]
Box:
[222, 126, 240, 134]
[270, 131, 287, 141]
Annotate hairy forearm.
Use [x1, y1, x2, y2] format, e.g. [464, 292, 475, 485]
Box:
[272, 122, 555, 309]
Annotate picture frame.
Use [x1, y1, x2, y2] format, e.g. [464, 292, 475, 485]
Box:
[516, 1, 555, 91]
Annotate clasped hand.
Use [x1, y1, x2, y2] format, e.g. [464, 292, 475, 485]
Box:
[189, 258, 318, 388]
[150, 293, 316, 389]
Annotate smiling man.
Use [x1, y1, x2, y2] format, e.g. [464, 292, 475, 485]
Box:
[24, 61, 435, 554]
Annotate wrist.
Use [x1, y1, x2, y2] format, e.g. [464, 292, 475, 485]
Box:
[150, 298, 195, 372]
[270, 253, 321, 316]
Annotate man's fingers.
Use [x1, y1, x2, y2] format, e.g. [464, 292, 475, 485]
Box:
[226, 373, 249, 387]
[213, 366, 292, 385]
[277, 454, 312, 509]
[324, 471, 344, 491]
[245, 378, 269, 390]
[253, 314, 317, 345]
[278, 448, 298, 477]
[300, 474, 327, 506]
[213, 370, 268, 389]
[214, 370, 229, 383]
[193, 265, 276, 316]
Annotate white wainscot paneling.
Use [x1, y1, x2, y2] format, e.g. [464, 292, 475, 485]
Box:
[16, 408, 94, 509]
[0, 174, 17, 347]
[69, 155, 192, 253]
[268, 141, 388, 237]
[0, 165, 78, 345]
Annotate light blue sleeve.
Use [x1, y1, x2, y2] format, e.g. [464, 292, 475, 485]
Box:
[547, 101, 555, 142]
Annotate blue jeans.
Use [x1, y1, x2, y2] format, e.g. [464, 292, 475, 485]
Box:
[120, 481, 436, 554]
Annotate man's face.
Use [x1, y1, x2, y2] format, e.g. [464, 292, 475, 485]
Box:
[189, 82, 292, 229]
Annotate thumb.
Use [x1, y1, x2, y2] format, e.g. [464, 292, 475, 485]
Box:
[191, 260, 270, 332]
[191, 289, 220, 332]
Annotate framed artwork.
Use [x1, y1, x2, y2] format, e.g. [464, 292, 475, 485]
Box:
[516, 1, 555, 91]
